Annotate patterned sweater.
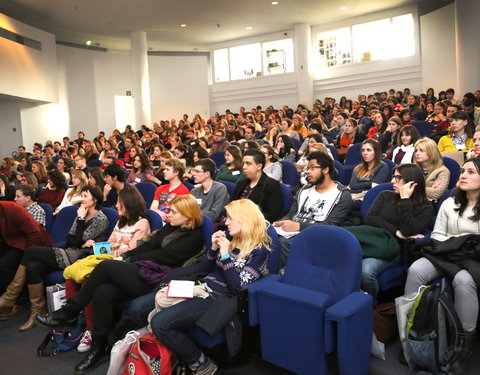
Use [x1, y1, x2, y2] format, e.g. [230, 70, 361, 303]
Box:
[200, 246, 269, 295]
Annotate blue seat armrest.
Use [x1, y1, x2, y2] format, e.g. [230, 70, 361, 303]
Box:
[246, 274, 282, 326]
[255, 279, 332, 310]
[325, 292, 372, 375]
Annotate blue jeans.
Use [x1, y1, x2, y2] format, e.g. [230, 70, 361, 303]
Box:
[278, 235, 295, 270]
[128, 288, 159, 327]
[150, 297, 215, 363]
[361, 255, 400, 304]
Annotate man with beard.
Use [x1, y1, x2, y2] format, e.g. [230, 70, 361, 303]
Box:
[273, 151, 352, 269]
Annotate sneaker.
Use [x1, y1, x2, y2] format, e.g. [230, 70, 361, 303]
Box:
[192, 356, 218, 375]
[77, 330, 92, 353]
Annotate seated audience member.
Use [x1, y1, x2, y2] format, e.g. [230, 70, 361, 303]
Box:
[130, 199, 270, 375]
[404, 158, 480, 373]
[150, 158, 190, 221]
[102, 162, 132, 208]
[215, 145, 244, 183]
[280, 118, 300, 141]
[38, 169, 67, 209]
[426, 101, 447, 125]
[147, 150, 173, 186]
[391, 125, 420, 165]
[362, 164, 434, 304]
[297, 123, 328, 156]
[413, 138, 450, 202]
[105, 148, 125, 167]
[192, 147, 209, 163]
[466, 128, 480, 159]
[232, 149, 283, 223]
[367, 112, 388, 140]
[0, 201, 51, 299]
[329, 113, 348, 141]
[56, 157, 72, 184]
[14, 184, 46, 227]
[290, 114, 308, 137]
[209, 129, 230, 155]
[56, 170, 88, 212]
[36, 195, 204, 374]
[190, 158, 230, 222]
[87, 167, 105, 190]
[438, 111, 474, 152]
[379, 116, 402, 155]
[126, 154, 154, 185]
[74, 154, 89, 175]
[243, 140, 260, 152]
[349, 139, 391, 203]
[260, 145, 283, 182]
[0, 157, 15, 176]
[0, 175, 15, 201]
[275, 134, 297, 163]
[399, 109, 413, 126]
[32, 161, 48, 186]
[275, 151, 352, 269]
[0, 186, 108, 330]
[64, 187, 150, 352]
[337, 118, 367, 161]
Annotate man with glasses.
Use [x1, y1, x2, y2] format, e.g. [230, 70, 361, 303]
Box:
[209, 129, 230, 155]
[274, 151, 352, 269]
[190, 159, 230, 222]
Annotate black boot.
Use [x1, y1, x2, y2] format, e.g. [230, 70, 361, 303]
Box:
[34, 300, 80, 330]
[450, 330, 476, 375]
[74, 337, 110, 375]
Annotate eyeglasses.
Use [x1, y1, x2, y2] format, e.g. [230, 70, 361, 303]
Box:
[304, 166, 323, 172]
[392, 175, 402, 181]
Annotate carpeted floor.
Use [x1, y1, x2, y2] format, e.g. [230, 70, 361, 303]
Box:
[1, 308, 478, 374]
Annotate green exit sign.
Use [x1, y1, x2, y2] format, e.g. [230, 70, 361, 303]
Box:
[126, 90, 131, 96]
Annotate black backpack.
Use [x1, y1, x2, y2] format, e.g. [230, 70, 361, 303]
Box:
[405, 279, 465, 374]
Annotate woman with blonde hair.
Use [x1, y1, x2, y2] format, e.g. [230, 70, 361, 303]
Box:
[138, 199, 271, 374]
[36, 194, 204, 374]
[55, 170, 88, 212]
[414, 137, 450, 201]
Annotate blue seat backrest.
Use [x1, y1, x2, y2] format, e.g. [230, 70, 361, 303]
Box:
[442, 157, 460, 189]
[210, 151, 226, 168]
[219, 180, 235, 199]
[333, 160, 348, 185]
[86, 159, 103, 168]
[344, 142, 363, 166]
[182, 182, 195, 191]
[282, 226, 362, 304]
[146, 209, 163, 232]
[361, 182, 393, 219]
[200, 215, 215, 250]
[101, 207, 119, 238]
[135, 182, 157, 208]
[381, 158, 396, 178]
[279, 183, 293, 214]
[279, 160, 298, 188]
[412, 121, 434, 137]
[290, 138, 301, 151]
[39, 203, 54, 233]
[266, 224, 280, 274]
[50, 206, 79, 244]
[327, 144, 339, 161]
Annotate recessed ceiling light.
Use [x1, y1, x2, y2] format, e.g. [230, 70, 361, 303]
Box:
[272, 1, 279, 5]
[180, 24, 187, 28]
[85, 40, 92, 46]
[339, 6, 347, 11]
[245, 26, 253, 30]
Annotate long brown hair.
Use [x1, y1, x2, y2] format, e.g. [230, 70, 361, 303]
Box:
[354, 139, 382, 178]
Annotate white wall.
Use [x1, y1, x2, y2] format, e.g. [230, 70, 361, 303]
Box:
[0, 13, 57, 102]
[420, 3, 457, 94]
[0, 100, 23, 155]
[148, 55, 210, 122]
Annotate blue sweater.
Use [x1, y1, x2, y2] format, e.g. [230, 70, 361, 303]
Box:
[349, 162, 390, 193]
[199, 247, 269, 295]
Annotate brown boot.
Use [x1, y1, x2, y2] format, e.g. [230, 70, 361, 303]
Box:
[0, 265, 26, 311]
[19, 282, 46, 332]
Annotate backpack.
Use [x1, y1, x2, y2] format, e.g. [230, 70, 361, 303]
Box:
[122, 333, 173, 375]
[37, 313, 86, 357]
[405, 279, 465, 374]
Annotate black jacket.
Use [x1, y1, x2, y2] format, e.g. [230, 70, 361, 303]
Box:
[232, 172, 283, 222]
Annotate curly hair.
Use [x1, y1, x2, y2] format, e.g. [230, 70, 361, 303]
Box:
[47, 169, 67, 190]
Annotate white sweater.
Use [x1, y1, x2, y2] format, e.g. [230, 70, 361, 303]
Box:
[431, 197, 480, 242]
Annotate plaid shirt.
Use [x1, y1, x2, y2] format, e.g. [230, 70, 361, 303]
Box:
[26, 203, 46, 227]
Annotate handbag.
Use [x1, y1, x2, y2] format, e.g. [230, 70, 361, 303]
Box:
[107, 327, 149, 375]
[45, 283, 66, 314]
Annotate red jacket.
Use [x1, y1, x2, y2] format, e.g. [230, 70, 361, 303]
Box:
[0, 202, 52, 251]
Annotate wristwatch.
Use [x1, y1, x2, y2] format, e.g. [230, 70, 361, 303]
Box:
[220, 253, 230, 260]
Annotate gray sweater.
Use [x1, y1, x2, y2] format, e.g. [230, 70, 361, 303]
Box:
[191, 181, 230, 222]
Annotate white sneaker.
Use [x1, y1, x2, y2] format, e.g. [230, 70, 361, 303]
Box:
[77, 330, 92, 353]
